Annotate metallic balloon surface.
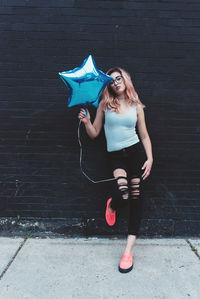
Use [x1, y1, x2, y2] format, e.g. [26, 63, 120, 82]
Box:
[59, 55, 113, 108]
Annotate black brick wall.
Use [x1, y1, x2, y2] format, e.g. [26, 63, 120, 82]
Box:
[0, 0, 199, 236]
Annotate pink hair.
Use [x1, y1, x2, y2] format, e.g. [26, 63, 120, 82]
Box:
[101, 67, 145, 113]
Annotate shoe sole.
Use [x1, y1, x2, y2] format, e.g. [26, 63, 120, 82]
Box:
[118, 264, 133, 273]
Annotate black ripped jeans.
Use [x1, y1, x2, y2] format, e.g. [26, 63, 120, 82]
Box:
[106, 142, 145, 237]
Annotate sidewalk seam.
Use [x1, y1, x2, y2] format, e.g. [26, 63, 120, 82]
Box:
[185, 239, 200, 260]
[0, 237, 27, 280]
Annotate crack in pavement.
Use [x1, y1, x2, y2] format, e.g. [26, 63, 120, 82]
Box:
[186, 239, 200, 260]
[0, 237, 27, 280]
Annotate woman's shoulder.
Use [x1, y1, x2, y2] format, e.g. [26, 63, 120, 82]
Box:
[135, 102, 145, 116]
[98, 99, 107, 113]
[135, 103, 143, 109]
[98, 99, 104, 107]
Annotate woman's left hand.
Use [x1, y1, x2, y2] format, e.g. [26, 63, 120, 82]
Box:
[141, 159, 153, 180]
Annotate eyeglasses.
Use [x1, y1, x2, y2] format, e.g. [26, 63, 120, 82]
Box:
[109, 75, 122, 86]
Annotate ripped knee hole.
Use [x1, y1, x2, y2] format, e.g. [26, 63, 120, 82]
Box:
[116, 177, 129, 200]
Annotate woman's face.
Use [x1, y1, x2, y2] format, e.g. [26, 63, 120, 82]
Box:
[109, 71, 126, 95]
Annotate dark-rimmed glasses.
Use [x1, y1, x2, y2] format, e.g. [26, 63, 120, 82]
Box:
[109, 75, 122, 86]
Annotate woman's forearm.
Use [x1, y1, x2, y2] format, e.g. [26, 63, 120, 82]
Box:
[85, 121, 98, 139]
[141, 135, 153, 161]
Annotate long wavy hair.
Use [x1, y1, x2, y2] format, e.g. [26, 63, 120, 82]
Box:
[101, 67, 145, 113]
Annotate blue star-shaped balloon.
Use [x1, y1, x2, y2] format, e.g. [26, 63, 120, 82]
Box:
[59, 55, 113, 108]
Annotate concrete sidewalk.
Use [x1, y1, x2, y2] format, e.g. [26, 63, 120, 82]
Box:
[0, 237, 199, 299]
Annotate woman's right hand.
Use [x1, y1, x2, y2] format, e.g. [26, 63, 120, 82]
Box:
[78, 108, 90, 124]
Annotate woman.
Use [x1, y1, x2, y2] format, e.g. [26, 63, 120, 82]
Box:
[78, 67, 153, 273]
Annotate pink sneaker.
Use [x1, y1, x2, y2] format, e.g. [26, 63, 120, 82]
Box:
[118, 253, 133, 273]
[105, 198, 116, 226]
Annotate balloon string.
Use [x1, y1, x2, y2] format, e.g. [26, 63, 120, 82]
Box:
[78, 120, 117, 184]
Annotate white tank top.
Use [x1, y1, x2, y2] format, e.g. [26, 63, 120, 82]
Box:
[104, 104, 140, 152]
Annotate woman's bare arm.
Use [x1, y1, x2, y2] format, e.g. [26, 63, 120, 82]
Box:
[78, 101, 105, 139]
[136, 104, 153, 179]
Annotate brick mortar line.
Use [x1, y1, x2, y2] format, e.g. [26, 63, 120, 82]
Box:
[0, 237, 27, 281]
[185, 239, 200, 260]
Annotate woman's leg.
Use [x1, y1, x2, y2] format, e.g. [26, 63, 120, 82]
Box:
[118, 176, 143, 273]
[117, 144, 145, 272]
[124, 235, 137, 254]
[124, 176, 143, 251]
[109, 168, 129, 212]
